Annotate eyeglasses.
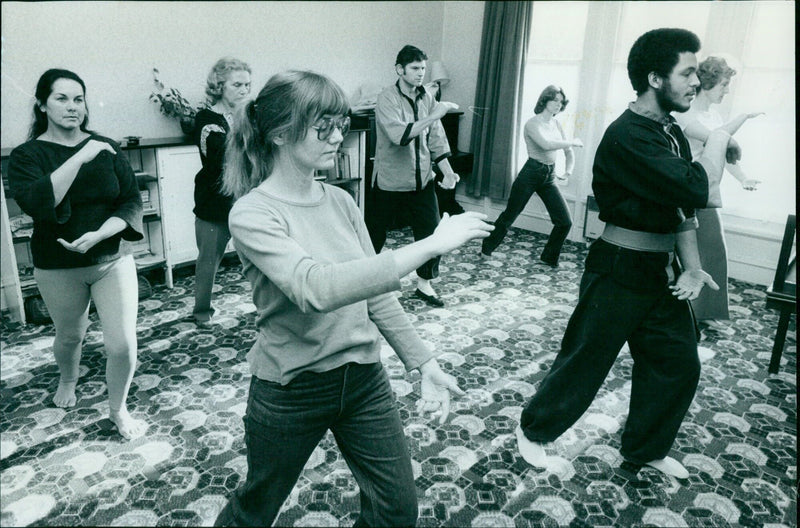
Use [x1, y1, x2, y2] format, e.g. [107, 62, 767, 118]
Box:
[311, 116, 350, 141]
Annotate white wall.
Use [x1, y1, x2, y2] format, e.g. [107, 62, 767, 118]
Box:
[441, 1, 485, 151]
[1, 1, 486, 148]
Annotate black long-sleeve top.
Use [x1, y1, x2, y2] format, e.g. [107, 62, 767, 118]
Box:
[592, 109, 709, 234]
[192, 109, 233, 222]
[8, 135, 143, 269]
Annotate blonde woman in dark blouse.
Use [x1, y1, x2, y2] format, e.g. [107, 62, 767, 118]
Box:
[8, 69, 146, 439]
[191, 57, 251, 326]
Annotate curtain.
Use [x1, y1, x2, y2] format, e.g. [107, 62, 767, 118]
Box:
[466, 1, 533, 200]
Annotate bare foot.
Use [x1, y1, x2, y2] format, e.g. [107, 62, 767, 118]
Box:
[109, 408, 147, 440]
[53, 381, 77, 408]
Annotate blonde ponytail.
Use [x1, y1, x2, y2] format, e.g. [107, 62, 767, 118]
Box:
[222, 100, 273, 199]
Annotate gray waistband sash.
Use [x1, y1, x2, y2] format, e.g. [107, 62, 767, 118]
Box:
[601, 224, 676, 253]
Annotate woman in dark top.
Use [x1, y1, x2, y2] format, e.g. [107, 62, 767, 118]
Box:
[191, 57, 251, 326]
[8, 69, 146, 439]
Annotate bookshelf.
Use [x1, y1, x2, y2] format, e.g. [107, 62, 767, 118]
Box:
[314, 128, 366, 211]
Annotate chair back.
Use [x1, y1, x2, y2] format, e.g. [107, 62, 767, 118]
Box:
[771, 214, 796, 298]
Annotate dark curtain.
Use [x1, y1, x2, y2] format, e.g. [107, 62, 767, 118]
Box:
[466, 1, 533, 200]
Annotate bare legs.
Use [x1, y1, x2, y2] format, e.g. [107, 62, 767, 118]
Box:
[34, 256, 146, 439]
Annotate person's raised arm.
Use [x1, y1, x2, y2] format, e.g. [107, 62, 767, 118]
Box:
[391, 212, 492, 274]
[695, 129, 731, 208]
[525, 118, 582, 151]
[556, 120, 576, 179]
[375, 88, 458, 146]
[405, 101, 458, 141]
[229, 205, 493, 314]
[724, 161, 760, 191]
[50, 140, 116, 205]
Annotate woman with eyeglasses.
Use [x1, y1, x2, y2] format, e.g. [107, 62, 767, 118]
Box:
[8, 69, 146, 439]
[481, 85, 583, 267]
[190, 57, 251, 327]
[213, 70, 492, 527]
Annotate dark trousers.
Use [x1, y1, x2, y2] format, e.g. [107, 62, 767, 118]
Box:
[519, 269, 700, 465]
[481, 158, 572, 264]
[214, 362, 417, 527]
[434, 176, 465, 217]
[365, 180, 440, 280]
[193, 217, 231, 322]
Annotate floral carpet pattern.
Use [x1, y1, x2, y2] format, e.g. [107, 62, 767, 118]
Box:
[1, 228, 796, 527]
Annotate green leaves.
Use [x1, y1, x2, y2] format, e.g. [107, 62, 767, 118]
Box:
[149, 67, 198, 121]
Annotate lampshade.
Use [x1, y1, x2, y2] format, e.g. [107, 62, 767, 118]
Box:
[429, 60, 450, 86]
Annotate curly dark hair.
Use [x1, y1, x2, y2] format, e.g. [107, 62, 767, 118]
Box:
[627, 28, 701, 95]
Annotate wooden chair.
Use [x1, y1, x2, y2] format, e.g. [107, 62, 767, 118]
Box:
[765, 214, 796, 373]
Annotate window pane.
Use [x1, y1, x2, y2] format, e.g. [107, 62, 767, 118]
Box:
[614, 1, 711, 62]
[743, 2, 795, 69]
[722, 71, 796, 222]
[603, 65, 635, 129]
[529, 2, 589, 60]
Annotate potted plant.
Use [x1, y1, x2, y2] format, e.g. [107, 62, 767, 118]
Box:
[149, 68, 206, 135]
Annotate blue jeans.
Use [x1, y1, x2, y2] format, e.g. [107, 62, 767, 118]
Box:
[214, 362, 417, 527]
[481, 158, 572, 264]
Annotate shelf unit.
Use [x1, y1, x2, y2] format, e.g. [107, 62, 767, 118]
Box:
[119, 146, 168, 279]
[314, 129, 366, 211]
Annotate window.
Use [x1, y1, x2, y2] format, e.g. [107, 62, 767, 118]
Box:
[521, 1, 795, 225]
[721, 2, 795, 223]
[518, 1, 589, 195]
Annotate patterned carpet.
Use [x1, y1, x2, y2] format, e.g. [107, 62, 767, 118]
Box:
[1, 227, 796, 527]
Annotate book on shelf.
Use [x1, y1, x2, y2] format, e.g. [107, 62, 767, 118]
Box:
[337, 151, 351, 180]
[313, 151, 353, 181]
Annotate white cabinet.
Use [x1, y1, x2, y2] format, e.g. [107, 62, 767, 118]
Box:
[156, 145, 202, 286]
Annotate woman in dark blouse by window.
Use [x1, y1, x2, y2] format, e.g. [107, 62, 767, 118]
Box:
[8, 69, 146, 439]
[190, 57, 251, 327]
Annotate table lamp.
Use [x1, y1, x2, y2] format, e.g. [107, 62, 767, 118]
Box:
[429, 60, 450, 101]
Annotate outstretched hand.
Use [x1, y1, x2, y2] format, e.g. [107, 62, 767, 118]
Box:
[740, 178, 761, 191]
[430, 212, 493, 254]
[430, 101, 459, 120]
[57, 231, 105, 253]
[670, 269, 719, 301]
[417, 358, 465, 424]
